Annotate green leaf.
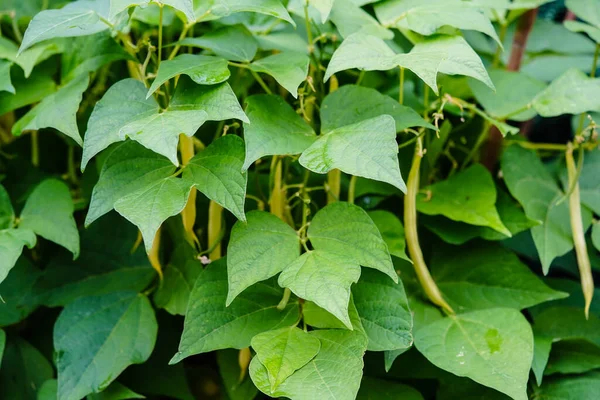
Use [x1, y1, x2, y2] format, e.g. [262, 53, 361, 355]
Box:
[279, 250, 361, 329]
[242, 94, 316, 170]
[469, 70, 546, 121]
[0, 36, 62, 78]
[303, 301, 348, 330]
[0, 228, 36, 284]
[55, 292, 158, 400]
[37, 380, 58, 400]
[368, 210, 410, 261]
[352, 269, 413, 351]
[179, 24, 257, 62]
[18, 0, 111, 54]
[329, 0, 393, 39]
[533, 68, 600, 117]
[431, 241, 568, 311]
[217, 349, 259, 400]
[357, 377, 424, 400]
[109, 0, 195, 23]
[300, 115, 406, 192]
[183, 134, 247, 221]
[114, 176, 194, 252]
[194, 0, 295, 25]
[564, 20, 600, 45]
[226, 210, 299, 304]
[0, 69, 57, 115]
[0, 61, 14, 94]
[545, 340, 600, 376]
[0, 337, 53, 400]
[559, 149, 600, 215]
[308, 202, 398, 282]
[320, 85, 434, 133]
[415, 308, 533, 400]
[0, 259, 41, 327]
[532, 334, 552, 386]
[32, 212, 155, 307]
[0, 185, 13, 229]
[533, 372, 600, 400]
[533, 307, 600, 347]
[417, 164, 510, 236]
[86, 141, 176, 226]
[436, 375, 510, 400]
[593, 223, 600, 252]
[146, 54, 230, 98]
[566, 0, 600, 29]
[502, 145, 592, 272]
[20, 179, 79, 258]
[87, 382, 145, 400]
[0, 329, 4, 367]
[171, 258, 299, 362]
[12, 73, 89, 145]
[250, 52, 309, 98]
[374, 0, 501, 44]
[251, 326, 321, 391]
[250, 329, 368, 400]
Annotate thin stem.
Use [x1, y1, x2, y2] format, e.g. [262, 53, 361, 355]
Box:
[168, 23, 193, 60]
[399, 67, 405, 105]
[461, 120, 490, 169]
[492, 23, 508, 67]
[67, 144, 78, 185]
[566, 143, 594, 318]
[250, 70, 272, 94]
[31, 131, 39, 167]
[11, 13, 22, 43]
[304, 0, 313, 51]
[356, 70, 365, 86]
[404, 137, 454, 315]
[348, 175, 357, 204]
[157, 5, 164, 72]
[277, 288, 292, 310]
[576, 43, 600, 134]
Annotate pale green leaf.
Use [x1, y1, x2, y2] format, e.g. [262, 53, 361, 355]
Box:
[431, 241, 568, 312]
[532, 334, 552, 386]
[179, 24, 257, 62]
[546, 340, 600, 376]
[329, 0, 393, 39]
[87, 381, 145, 400]
[417, 164, 510, 236]
[109, 0, 195, 23]
[132, 3, 176, 25]
[256, 32, 308, 53]
[415, 308, 533, 400]
[18, 0, 110, 54]
[357, 377, 424, 400]
[12, 73, 89, 145]
[0, 36, 62, 78]
[311, 0, 335, 23]
[533, 68, 600, 117]
[300, 115, 407, 192]
[171, 258, 299, 362]
[55, 292, 157, 400]
[368, 210, 410, 261]
[114, 176, 194, 252]
[533, 371, 600, 400]
[303, 301, 347, 329]
[193, 0, 295, 26]
[86, 141, 176, 226]
[278, 250, 361, 329]
[183, 134, 247, 221]
[352, 269, 413, 351]
[251, 327, 321, 391]
[250, 52, 309, 98]
[250, 329, 368, 400]
[308, 202, 398, 282]
[0, 229, 36, 285]
[566, 0, 600, 29]
[242, 94, 316, 170]
[564, 20, 600, 44]
[20, 179, 79, 258]
[320, 85, 434, 133]
[469, 70, 546, 121]
[0, 61, 14, 94]
[226, 210, 299, 305]
[147, 54, 230, 98]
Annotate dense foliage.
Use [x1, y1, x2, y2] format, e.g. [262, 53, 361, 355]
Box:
[1, 0, 600, 399]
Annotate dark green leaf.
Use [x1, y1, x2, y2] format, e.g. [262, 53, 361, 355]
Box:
[179, 25, 257, 62]
[250, 52, 309, 97]
[0, 259, 41, 327]
[217, 349, 259, 400]
[357, 377, 423, 400]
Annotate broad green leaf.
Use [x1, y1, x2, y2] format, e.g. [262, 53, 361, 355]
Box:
[357, 377, 424, 400]
[226, 210, 299, 304]
[109, 0, 195, 23]
[55, 292, 157, 400]
[146, 54, 230, 98]
[154, 243, 202, 315]
[86, 141, 175, 226]
[533, 372, 600, 400]
[0, 259, 42, 327]
[320, 85, 434, 133]
[0, 228, 36, 285]
[374, 0, 501, 44]
[303, 301, 348, 330]
[87, 382, 145, 400]
[0, 337, 53, 400]
[415, 308, 533, 400]
[566, 0, 600, 29]
[256, 32, 308, 53]
[38, 380, 58, 400]
[12, 73, 89, 145]
[278, 250, 361, 329]
[564, 20, 600, 44]
[179, 25, 257, 62]
[217, 349, 259, 400]
[329, 0, 393, 39]
[308, 202, 398, 282]
[0, 36, 62, 78]
[368, 210, 410, 261]
[18, 0, 111, 54]
[468, 70, 546, 121]
[132, 3, 177, 25]
[352, 269, 413, 351]
[114, 176, 194, 252]
[502, 146, 592, 272]
[20, 179, 79, 258]
[0, 185, 13, 229]
[533, 68, 600, 117]
[0, 69, 56, 115]
[533, 307, 600, 347]
[545, 340, 600, 375]
[0, 61, 14, 93]
[193, 0, 295, 26]
[250, 329, 368, 400]
[417, 164, 510, 236]
[300, 115, 406, 192]
[250, 52, 309, 98]
[171, 258, 299, 362]
[251, 327, 321, 391]
[431, 241, 568, 311]
[242, 94, 316, 170]
[32, 212, 155, 307]
[532, 334, 552, 386]
[183, 134, 247, 221]
[310, 0, 335, 23]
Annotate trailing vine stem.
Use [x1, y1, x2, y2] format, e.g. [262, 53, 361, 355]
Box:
[566, 143, 594, 319]
[404, 137, 454, 315]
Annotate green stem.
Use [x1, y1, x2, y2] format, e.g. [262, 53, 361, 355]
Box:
[67, 144, 78, 185]
[348, 175, 357, 204]
[399, 67, 405, 105]
[31, 131, 39, 167]
[461, 120, 490, 169]
[168, 23, 194, 60]
[304, 1, 313, 51]
[11, 12, 22, 43]
[492, 23, 508, 67]
[250, 70, 272, 94]
[576, 43, 600, 134]
[157, 5, 164, 72]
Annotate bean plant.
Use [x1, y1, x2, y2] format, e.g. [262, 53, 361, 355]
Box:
[1, 0, 600, 399]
